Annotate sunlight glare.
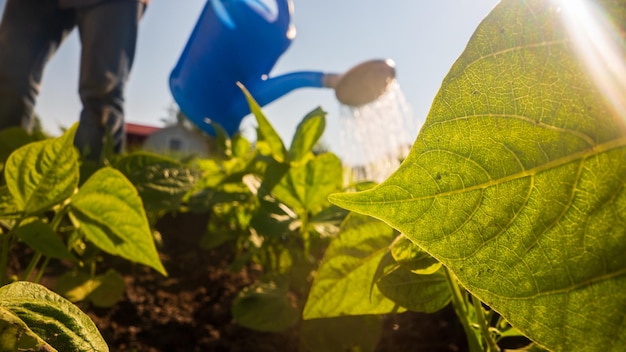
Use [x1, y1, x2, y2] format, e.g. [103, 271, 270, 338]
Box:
[554, 0, 626, 126]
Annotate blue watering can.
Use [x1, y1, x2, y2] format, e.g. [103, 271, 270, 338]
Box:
[169, 0, 396, 136]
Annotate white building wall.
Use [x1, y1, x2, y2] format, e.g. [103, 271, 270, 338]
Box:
[143, 125, 209, 157]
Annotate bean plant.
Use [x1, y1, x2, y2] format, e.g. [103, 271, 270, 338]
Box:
[0, 125, 172, 350]
[2, 0, 624, 350]
[185, 86, 352, 343]
[304, 0, 626, 351]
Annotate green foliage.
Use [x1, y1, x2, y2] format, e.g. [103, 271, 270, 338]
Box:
[0, 307, 52, 352]
[238, 83, 288, 163]
[0, 124, 171, 349]
[0, 127, 36, 179]
[4, 124, 79, 215]
[0, 281, 108, 351]
[191, 89, 351, 342]
[289, 107, 326, 164]
[324, 0, 626, 351]
[232, 282, 300, 332]
[376, 266, 450, 314]
[70, 167, 167, 276]
[273, 152, 343, 215]
[56, 270, 126, 308]
[2, 1, 623, 350]
[303, 214, 402, 319]
[14, 220, 76, 261]
[115, 152, 200, 213]
[390, 235, 441, 275]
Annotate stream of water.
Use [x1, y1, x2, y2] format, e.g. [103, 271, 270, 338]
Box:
[339, 80, 419, 183]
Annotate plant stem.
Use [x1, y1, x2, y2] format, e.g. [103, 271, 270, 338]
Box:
[0, 230, 11, 285]
[19, 206, 71, 283]
[34, 257, 51, 283]
[472, 294, 501, 352]
[21, 251, 43, 281]
[300, 212, 311, 260]
[51, 204, 70, 232]
[444, 267, 483, 352]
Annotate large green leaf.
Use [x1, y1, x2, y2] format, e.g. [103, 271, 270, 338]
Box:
[0, 308, 54, 351]
[330, 0, 626, 351]
[0, 281, 108, 351]
[303, 213, 404, 319]
[70, 167, 167, 276]
[4, 124, 79, 215]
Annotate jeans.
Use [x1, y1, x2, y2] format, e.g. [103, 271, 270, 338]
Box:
[0, 0, 144, 160]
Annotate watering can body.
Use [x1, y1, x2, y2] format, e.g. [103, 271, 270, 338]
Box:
[170, 0, 325, 136]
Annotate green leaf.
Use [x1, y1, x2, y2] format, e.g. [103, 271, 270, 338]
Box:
[115, 152, 200, 212]
[0, 281, 108, 351]
[303, 213, 404, 319]
[56, 270, 125, 308]
[249, 198, 294, 240]
[273, 153, 343, 214]
[0, 127, 35, 168]
[300, 315, 382, 352]
[309, 205, 350, 238]
[231, 134, 252, 158]
[15, 220, 76, 261]
[0, 308, 54, 352]
[70, 167, 167, 276]
[391, 235, 441, 275]
[377, 266, 451, 313]
[289, 107, 326, 163]
[194, 159, 226, 188]
[232, 282, 299, 332]
[55, 271, 100, 303]
[199, 225, 236, 250]
[4, 124, 79, 215]
[237, 82, 287, 163]
[0, 186, 20, 219]
[210, 120, 231, 154]
[329, 0, 626, 350]
[91, 273, 125, 308]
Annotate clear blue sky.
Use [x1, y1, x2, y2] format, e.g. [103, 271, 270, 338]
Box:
[0, 1, 500, 154]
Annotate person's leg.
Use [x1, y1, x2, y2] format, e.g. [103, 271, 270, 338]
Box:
[0, 0, 75, 131]
[74, 1, 144, 160]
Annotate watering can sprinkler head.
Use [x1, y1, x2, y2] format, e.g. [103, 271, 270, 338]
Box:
[323, 59, 397, 107]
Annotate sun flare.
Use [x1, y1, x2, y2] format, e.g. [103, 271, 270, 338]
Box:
[554, 0, 626, 126]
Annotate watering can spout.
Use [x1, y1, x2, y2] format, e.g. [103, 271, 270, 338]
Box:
[243, 71, 326, 109]
[234, 58, 395, 123]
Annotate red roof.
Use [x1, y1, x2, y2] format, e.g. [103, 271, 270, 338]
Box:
[126, 122, 160, 137]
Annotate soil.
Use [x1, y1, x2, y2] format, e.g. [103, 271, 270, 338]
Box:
[10, 212, 470, 352]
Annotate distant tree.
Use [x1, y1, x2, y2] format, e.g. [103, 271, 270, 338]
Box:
[160, 103, 194, 130]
